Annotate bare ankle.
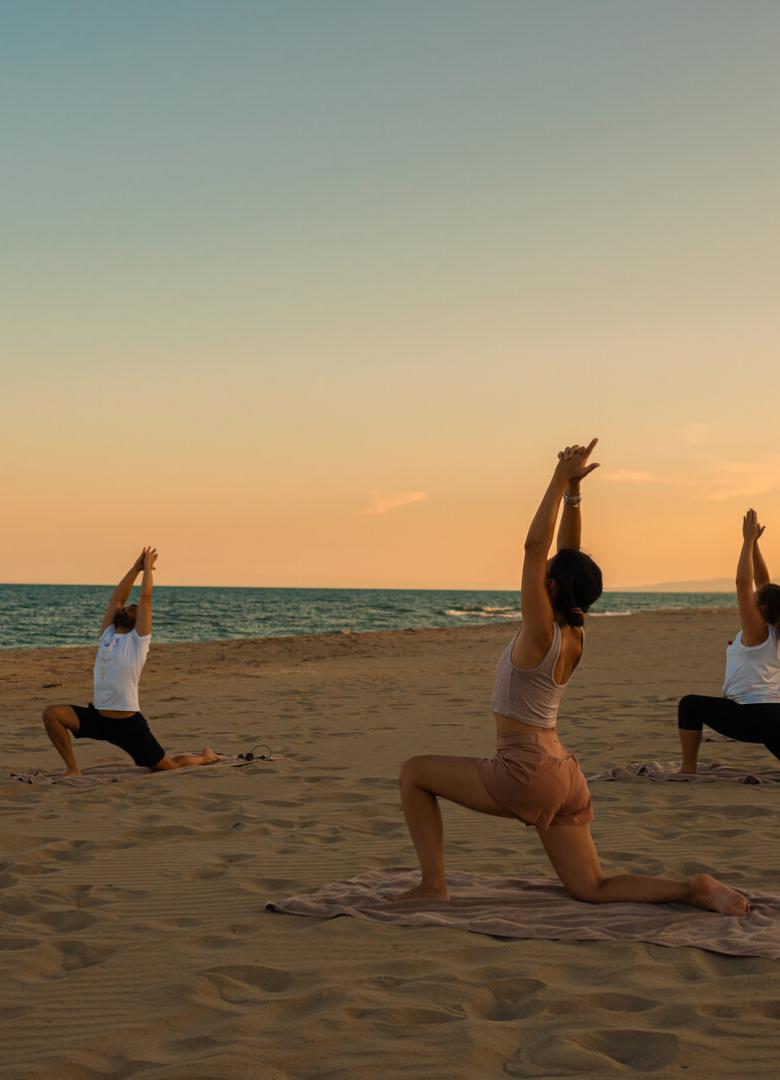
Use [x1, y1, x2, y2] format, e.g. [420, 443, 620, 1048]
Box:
[396, 880, 449, 901]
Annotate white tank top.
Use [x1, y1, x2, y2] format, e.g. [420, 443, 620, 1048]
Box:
[93, 627, 151, 711]
[723, 625, 780, 704]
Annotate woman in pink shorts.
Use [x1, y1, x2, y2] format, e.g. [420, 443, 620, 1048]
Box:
[397, 439, 750, 916]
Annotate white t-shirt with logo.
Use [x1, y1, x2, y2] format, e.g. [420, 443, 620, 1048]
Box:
[723, 625, 780, 704]
[93, 627, 151, 711]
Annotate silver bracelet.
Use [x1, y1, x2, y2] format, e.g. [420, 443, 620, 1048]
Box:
[563, 492, 582, 506]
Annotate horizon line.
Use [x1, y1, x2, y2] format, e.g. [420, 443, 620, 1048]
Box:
[0, 581, 738, 594]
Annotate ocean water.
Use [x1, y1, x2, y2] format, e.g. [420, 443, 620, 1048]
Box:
[0, 585, 736, 651]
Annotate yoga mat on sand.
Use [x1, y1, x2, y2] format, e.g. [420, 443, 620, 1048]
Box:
[9, 755, 254, 785]
[588, 761, 780, 784]
[267, 868, 779, 959]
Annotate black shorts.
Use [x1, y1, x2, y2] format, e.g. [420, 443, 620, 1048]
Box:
[71, 704, 166, 768]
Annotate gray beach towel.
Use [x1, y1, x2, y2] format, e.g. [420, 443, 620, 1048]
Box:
[588, 761, 780, 784]
[9, 754, 254, 786]
[267, 868, 777, 959]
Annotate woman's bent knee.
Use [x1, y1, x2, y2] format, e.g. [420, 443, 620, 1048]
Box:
[399, 756, 422, 788]
[565, 880, 603, 904]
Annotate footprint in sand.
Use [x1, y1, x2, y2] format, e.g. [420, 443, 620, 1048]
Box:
[194, 964, 295, 1005]
[348, 1004, 463, 1026]
[0, 935, 38, 952]
[573, 1029, 680, 1071]
[42, 882, 101, 903]
[49, 839, 95, 863]
[124, 823, 198, 842]
[26, 908, 97, 933]
[10, 839, 95, 877]
[20, 939, 116, 982]
[506, 1028, 679, 1075]
[487, 997, 546, 1021]
[53, 939, 116, 973]
[372, 820, 403, 835]
[0, 896, 38, 916]
[697, 1003, 742, 1019]
[479, 976, 546, 1022]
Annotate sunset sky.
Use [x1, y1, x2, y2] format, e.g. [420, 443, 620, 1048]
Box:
[3, 2, 779, 589]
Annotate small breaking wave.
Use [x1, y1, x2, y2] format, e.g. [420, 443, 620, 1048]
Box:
[445, 607, 519, 620]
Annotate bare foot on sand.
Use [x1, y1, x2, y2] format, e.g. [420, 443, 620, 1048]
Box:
[61, 769, 81, 778]
[690, 873, 751, 916]
[394, 882, 450, 902]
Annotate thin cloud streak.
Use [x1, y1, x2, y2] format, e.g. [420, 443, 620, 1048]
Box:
[704, 458, 780, 502]
[366, 491, 429, 516]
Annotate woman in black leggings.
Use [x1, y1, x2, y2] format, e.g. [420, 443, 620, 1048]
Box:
[679, 509, 780, 772]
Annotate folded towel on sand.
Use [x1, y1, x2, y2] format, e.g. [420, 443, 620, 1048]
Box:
[267, 868, 778, 959]
[9, 755, 253, 785]
[588, 761, 780, 784]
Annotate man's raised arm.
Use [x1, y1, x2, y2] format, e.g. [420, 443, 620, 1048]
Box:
[134, 547, 158, 637]
[100, 552, 145, 633]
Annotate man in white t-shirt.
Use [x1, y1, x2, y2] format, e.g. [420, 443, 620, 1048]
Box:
[42, 548, 218, 777]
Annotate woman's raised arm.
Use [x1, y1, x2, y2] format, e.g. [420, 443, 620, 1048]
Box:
[555, 440, 599, 552]
[519, 441, 599, 655]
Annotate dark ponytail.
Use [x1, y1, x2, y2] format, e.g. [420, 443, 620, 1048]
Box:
[566, 607, 586, 629]
[757, 583, 780, 626]
[548, 548, 603, 627]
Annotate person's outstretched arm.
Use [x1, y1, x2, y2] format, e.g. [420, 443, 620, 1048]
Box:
[556, 476, 582, 551]
[737, 510, 768, 646]
[753, 526, 770, 588]
[134, 547, 157, 637]
[515, 440, 599, 666]
[556, 440, 598, 552]
[100, 552, 145, 633]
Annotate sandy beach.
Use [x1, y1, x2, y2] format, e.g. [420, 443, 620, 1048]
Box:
[2, 609, 780, 1078]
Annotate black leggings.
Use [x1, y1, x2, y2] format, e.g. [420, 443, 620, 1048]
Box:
[678, 695, 780, 762]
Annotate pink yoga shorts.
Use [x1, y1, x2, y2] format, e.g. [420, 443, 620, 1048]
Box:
[478, 732, 593, 830]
